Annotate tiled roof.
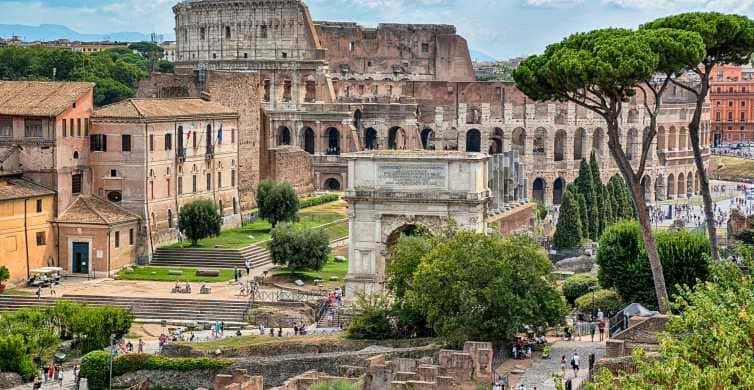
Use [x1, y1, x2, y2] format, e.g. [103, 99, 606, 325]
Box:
[93, 98, 237, 120]
[0, 81, 94, 117]
[0, 177, 55, 201]
[56, 196, 140, 225]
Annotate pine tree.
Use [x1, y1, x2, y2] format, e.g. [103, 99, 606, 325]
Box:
[554, 185, 583, 250]
[575, 159, 599, 240]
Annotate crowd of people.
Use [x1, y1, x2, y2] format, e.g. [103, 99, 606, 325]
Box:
[713, 146, 754, 159]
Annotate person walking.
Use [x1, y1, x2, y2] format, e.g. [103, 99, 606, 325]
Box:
[234, 266, 239, 282]
[571, 352, 580, 377]
[50, 282, 56, 296]
[590, 323, 596, 342]
[560, 355, 567, 377]
[36, 285, 42, 301]
[42, 362, 48, 383]
[598, 319, 605, 341]
[57, 367, 64, 387]
[138, 338, 145, 353]
[244, 259, 251, 277]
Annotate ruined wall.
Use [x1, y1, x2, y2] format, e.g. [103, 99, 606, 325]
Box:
[267, 146, 314, 195]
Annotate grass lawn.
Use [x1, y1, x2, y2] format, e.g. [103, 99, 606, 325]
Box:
[184, 334, 345, 351]
[164, 209, 346, 249]
[712, 156, 754, 181]
[2, 288, 35, 296]
[272, 256, 348, 286]
[114, 266, 236, 282]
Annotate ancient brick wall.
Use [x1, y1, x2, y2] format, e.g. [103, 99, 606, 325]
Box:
[490, 203, 536, 236]
[267, 146, 315, 195]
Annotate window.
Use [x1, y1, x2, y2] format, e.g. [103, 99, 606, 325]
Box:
[200, 27, 206, 40]
[122, 134, 132, 152]
[225, 26, 231, 39]
[72, 173, 82, 194]
[150, 181, 154, 199]
[178, 176, 183, 194]
[129, 228, 134, 245]
[217, 173, 222, 188]
[742, 112, 746, 122]
[192, 131, 197, 148]
[231, 129, 235, 143]
[348, 41, 354, 52]
[60, 119, 66, 137]
[233, 198, 237, 214]
[84, 118, 89, 136]
[192, 175, 197, 192]
[729, 112, 734, 121]
[25, 119, 43, 138]
[206, 173, 211, 191]
[716, 112, 721, 121]
[168, 209, 174, 228]
[114, 231, 120, 248]
[149, 134, 154, 151]
[164, 133, 172, 150]
[77, 118, 81, 136]
[421, 43, 429, 53]
[36, 199, 42, 213]
[260, 25, 268, 39]
[729, 101, 734, 107]
[110, 169, 117, 177]
[743, 101, 747, 107]
[166, 179, 171, 196]
[69, 119, 74, 136]
[231, 169, 236, 187]
[90, 134, 107, 151]
[0, 117, 10, 137]
[73, 151, 79, 159]
[36, 232, 46, 246]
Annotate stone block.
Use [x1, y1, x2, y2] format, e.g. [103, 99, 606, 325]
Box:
[213, 374, 234, 390]
[436, 376, 454, 390]
[196, 269, 220, 277]
[294, 279, 305, 286]
[168, 270, 183, 275]
[335, 256, 347, 262]
[393, 371, 419, 382]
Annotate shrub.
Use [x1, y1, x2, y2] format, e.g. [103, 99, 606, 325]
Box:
[178, 200, 222, 246]
[0, 265, 9, 284]
[598, 220, 711, 309]
[80, 351, 232, 390]
[347, 293, 395, 340]
[311, 380, 358, 390]
[574, 289, 624, 314]
[562, 274, 598, 305]
[257, 179, 299, 227]
[300, 193, 340, 209]
[270, 223, 330, 271]
[534, 201, 548, 221]
[0, 334, 37, 380]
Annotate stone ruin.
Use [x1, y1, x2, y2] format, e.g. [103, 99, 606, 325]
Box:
[728, 209, 754, 241]
[210, 341, 493, 390]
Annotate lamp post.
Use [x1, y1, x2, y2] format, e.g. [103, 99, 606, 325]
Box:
[109, 334, 116, 390]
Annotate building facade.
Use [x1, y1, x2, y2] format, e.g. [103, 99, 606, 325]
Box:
[710, 64, 754, 145]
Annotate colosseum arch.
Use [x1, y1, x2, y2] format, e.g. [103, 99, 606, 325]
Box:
[277, 126, 292, 146]
[388, 126, 407, 150]
[695, 172, 700, 193]
[593, 128, 605, 158]
[627, 108, 639, 124]
[573, 128, 586, 161]
[554, 129, 567, 161]
[466, 129, 481, 152]
[627, 128, 639, 160]
[365, 127, 378, 150]
[489, 128, 503, 155]
[512, 127, 526, 155]
[353, 109, 363, 129]
[668, 127, 677, 150]
[641, 175, 652, 202]
[667, 173, 675, 199]
[533, 127, 547, 155]
[324, 177, 342, 191]
[677, 172, 685, 198]
[687, 172, 694, 197]
[656, 126, 666, 155]
[553, 177, 566, 205]
[326, 127, 341, 155]
[655, 175, 665, 201]
[420, 128, 434, 150]
[679, 127, 688, 150]
[302, 127, 315, 154]
[532, 177, 546, 203]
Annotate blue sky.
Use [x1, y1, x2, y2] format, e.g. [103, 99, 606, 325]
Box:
[1, 0, 754, 58]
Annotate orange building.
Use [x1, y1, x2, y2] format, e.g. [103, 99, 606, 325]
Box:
[710, 64, 754, 145]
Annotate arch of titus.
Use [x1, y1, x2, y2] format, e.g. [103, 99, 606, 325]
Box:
[343, 151, 490, 297]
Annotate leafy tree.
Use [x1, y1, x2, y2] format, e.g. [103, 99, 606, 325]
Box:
[535, 201, 548, 221]
[562, 274, 598, 305]
[574, 289, 624, 315]
[256, 179, 299, 227]
[406, 232, 565, 347]
[554, 186, 583, 250]
[735, 229, 754, 246]
[347, 293, 395, 340]
[269, 223, 330, 272]
[158, 60, 175, 73]
[590, 263, 754, 389]
[514, 26, 705, 313]
[575, 159, 599, 240]
[597, 220, 711, 309]
[178, 200, 223, 246]
[642, 13, 754, 261]
[386, 235, 435, 299]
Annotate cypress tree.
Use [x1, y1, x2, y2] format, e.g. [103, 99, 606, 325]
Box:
[575, 159, 599, 240]
[589, 152, 603, 235]
[589, 151, 602, 187]
[554, 185, 583, 250]
[576, 191, 589, 240]
[600, 184, 613, 229]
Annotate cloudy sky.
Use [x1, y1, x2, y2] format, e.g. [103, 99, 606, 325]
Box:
[1, 0, 754, 58]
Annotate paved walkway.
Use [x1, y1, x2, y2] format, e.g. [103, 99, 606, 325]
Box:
[517, 340, 606, 390]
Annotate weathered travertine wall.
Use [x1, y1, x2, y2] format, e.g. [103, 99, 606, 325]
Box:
[266, 146, 315, 195]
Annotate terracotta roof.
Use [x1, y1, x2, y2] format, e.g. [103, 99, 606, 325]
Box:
[93, 98, 237, 120]
[56, 196, 140, 225]
[0, 177, 55, 201]
[0, 81, 94, 117]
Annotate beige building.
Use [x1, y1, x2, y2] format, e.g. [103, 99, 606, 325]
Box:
[90, 98, 242, 250]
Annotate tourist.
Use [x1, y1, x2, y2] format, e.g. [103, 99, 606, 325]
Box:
[560, 355, 567, 377]
[73, 365, 80, 386]
[590, 323, 596, 342]
[293, 324, 299, 336]
[36, 285, 42, 300]
[57, 367, 63, 387]
[259, 323, 265, 336]
[42, 362, 48, 383]
[220, 321, 225, 336]
[278, 327, 283, 337]
[50, 282, 56, 296]
[126, 340, 133, 353]
[245, 259, 251, 276]
[47, 363, 55, 384]
[236, 329, 242, 337]
[598, 320, 605, 341]
[234, 266, 239, 282]
[138, 338, 145, 353]
[526, 345, 532, 359]
[269, 327, 274, 337]
[571, 352, 580, 377]
[32, 376, 41, 390]
[512, 345, 517, 360]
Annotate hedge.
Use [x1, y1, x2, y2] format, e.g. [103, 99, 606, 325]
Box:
[562, 274, 598, 305]
[80, 351, 232, 390]
[575, 289, 624, 315]
[300, 193, 340, 209]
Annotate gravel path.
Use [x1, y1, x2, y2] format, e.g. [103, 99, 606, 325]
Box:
[517, 340, 606, 390]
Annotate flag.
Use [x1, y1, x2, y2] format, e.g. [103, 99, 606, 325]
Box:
[217, 125, 223, 145]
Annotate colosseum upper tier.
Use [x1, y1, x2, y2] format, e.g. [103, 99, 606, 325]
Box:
[147, 0, 711, 207]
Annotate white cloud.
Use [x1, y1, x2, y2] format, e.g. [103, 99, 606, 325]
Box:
[523, 0, 583, 7]
[603, 0, 754, 10]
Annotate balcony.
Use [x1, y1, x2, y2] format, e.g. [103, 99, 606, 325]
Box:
[205, 145, 215, 160]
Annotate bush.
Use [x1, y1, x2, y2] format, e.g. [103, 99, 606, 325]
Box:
[0, 265, 9, 284]
[270, 223, 330, 271]
[178, 200, 223, 246]
[574, 289, 624, 314]
[300, 193, 340, 209]
[0, 334, 37, 380]
[257, 179, 299, 227]
[80, 351, 232, 390]
[562, 274, 598, 305]
[347, 293, 395, 340]
[598, 220, 711, 309]
[311, 380, 358, 390]
[535, 201, 548, 221]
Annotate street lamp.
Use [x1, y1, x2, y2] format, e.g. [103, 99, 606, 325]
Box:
[109, 334, 116, 390]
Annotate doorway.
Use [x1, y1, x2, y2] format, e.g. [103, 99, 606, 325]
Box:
[72, 242, 89, 274]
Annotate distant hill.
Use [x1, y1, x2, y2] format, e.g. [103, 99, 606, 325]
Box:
[0, 24, 174, 42]
[470, 50, 496, 62]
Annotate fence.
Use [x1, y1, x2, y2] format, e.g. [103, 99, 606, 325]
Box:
[253, 289, 326, 303]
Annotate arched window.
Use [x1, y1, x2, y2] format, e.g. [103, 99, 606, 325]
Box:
[326, 127, 341, 155]
[627, 128, 639, 160]
[466, 129, 481, 152]
[532, 178, 545, 203]
[533, 127, 546, 155]
[302, 127, 315, 154]
[573, 128, 585, 160]
[388, 127, 406, 150]
[553, 177, 565, 205]
[554, 129, 567, 161]
[324, 178, 341, 191]
[353, 110, 362, 129]
[277, 126, 291, 146]
[512, 127, 526, 155]
[489, 128, 503, 155]
[421, 128, 434, 150]
[593, 128, 605, 157]
[365, 128, 378, 150]
[73, 151, 79, 159]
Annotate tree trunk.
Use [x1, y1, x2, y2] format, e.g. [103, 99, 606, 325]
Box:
[606, 120, 670, 313]
[687, 75, 720, 261]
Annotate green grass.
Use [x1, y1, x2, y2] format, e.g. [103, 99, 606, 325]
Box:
[164, 210, 346, 249]
[184, 334, 346, 351]
[273, 256, 348, 286]
[114, 266, 236, 282]
[712, 156, 754, 181]
[2, 289, 35, 296]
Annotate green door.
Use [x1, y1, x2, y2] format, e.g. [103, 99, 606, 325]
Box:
[72, 242, 89, 274]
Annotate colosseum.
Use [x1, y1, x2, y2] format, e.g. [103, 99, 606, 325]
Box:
[137, 0, 710, 208]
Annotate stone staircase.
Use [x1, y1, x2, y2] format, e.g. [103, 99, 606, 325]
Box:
[0, 295, 250, 324]
[150, 244, 271, 269]
[316, 304, 353, 328]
